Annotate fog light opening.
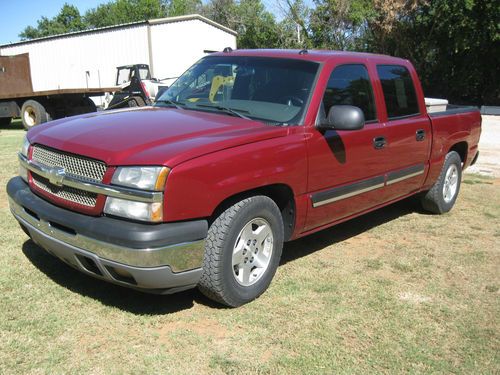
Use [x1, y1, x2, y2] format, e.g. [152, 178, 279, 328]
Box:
[76, 255, 103, 276]
[105, 266, 137, 285]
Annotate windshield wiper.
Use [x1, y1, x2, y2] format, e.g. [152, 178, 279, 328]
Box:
[194, 104, 252, 120]
[155, 99, 185, 110]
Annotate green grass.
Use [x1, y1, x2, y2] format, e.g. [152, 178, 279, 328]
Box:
[0, 121, 499, 374]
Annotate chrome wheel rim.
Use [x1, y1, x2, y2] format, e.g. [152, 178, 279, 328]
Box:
[23, 106, 36, 127]
[232, 218, 274, 287]
[443, 164, 459, 203]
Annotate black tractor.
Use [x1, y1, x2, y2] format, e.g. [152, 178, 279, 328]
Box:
[107, 64, 168, 109]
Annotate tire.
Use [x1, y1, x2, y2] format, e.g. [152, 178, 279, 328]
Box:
[0, 117, 12, 126]
[198, 196, 284, 307]
[421, 151, 462, 214]
[81, 97, 97, 113]
[21, 100, 50, 130]
[128, 96, 146, 107]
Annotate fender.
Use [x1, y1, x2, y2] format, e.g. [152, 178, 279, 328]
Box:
[164, 126, 308, 222]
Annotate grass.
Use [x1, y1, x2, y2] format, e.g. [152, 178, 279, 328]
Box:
[1, 119, 499, 374]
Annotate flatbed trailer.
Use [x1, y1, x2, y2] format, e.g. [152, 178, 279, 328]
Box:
[0, 54, 119, 129]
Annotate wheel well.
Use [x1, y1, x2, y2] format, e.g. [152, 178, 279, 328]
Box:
[449, 142, 468, 166]
[210, 184, 296, 241]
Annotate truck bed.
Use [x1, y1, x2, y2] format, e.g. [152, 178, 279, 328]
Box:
[428, 104, 479, 118]
[0, 87, 120, 101]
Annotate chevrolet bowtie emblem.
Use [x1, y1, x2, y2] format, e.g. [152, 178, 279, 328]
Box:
[48, 167, 66, 187]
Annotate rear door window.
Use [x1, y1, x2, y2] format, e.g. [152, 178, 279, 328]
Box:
[376, 65, 420, 119]
[322, 64, 377, 122]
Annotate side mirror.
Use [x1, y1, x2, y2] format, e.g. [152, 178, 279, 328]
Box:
[318, 105, 365, 131]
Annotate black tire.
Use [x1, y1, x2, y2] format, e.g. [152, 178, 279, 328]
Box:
[21, 100, 50, 130]
[0, 117, 12, 126]
[128, 96, 146, 107]
[421, 151, 462, 214]
[81, 97, 97, 113]
[198, 196, 284, 307]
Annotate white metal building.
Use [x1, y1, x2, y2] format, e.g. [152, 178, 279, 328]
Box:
[0, 14, 237, 92]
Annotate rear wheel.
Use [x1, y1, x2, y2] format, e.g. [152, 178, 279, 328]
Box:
[198, 196, 284, 307]
[0, 117, 12, 126]
[80, 97, 97, 113]
[421, 151, 462, 214]
[21, 100, 50, 130]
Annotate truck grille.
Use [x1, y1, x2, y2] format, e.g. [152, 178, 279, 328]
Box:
[31, 145, 106, 207]
[32, 175, 98, 207]
[32, 145, 106, 182]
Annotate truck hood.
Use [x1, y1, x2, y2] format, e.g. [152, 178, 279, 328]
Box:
[27, 107, 288, 167]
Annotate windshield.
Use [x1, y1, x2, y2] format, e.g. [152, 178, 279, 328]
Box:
[155, 56, 319, 125]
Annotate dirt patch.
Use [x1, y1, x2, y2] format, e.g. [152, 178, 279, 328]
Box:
[398, 291, 432, 304]
[466, 115, 500, 177]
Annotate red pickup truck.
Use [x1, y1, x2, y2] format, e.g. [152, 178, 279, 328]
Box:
[7, 50, 481, 307]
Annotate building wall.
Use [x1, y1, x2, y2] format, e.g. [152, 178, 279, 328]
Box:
[0, 25, 149, 92]
[0, 18, 237, 95]
[150, 19, 237, 83]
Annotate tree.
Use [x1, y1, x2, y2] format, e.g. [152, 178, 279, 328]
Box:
[165, 0, 202, 17]
[85, 0, 167, 28]
[19, 4, 86, 40]
[201, 0, 280, 48]
[363, 0, 500, 105]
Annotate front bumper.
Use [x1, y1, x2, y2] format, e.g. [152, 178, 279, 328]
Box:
[7, 177, 208, 293]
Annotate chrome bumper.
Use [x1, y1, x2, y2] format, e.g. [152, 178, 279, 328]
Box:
[7, 177, 207, 292]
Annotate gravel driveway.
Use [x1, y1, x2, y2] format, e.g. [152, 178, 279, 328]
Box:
[465, 115, 500, 177]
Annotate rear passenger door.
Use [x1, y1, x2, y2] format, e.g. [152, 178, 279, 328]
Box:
[375, 64, 431, 201]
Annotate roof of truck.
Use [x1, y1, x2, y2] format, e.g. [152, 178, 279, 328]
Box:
[211, 49, 410, 64]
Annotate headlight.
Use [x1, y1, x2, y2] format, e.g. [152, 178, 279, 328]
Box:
[19, 136, 30, 182]
[106, 166, 169, 222]
[20, 135, 30, 157]
[111, 166, 169, 191]
[104, 197, 163, 222]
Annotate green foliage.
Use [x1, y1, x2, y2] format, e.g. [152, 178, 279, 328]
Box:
[84, 0, 167, 28]
[17, 0, 499, 105]
[309, 0, 374, 50]
[362, 0, 500, 105]
[19, 3, 86, 39]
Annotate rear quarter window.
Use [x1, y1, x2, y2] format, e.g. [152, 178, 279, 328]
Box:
[376, 65, 419, 119]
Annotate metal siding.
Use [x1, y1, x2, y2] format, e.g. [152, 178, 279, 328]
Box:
[150, 20, 237, 83]
[1, 25, 149, 92]
[0, 19, 236, 94]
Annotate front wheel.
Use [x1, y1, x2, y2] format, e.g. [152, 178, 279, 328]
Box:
[198, 196, 284, 307]
[421, 151, 462, 214]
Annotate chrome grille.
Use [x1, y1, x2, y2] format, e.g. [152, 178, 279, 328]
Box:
[32, 174, 98, 207]
[30, 144, 106, 207]
[32, 145, 106, 182]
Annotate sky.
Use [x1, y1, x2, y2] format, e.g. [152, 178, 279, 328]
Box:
[0, 0, 105, 45]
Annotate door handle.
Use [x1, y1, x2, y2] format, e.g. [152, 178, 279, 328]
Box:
[416, 129, 425, 141]
[373, 136, 387, 149]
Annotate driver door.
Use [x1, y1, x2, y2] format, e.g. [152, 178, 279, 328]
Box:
[305, 63, 389, 231]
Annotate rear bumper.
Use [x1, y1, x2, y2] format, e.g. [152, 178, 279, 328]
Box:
[7, 176, 207, 293]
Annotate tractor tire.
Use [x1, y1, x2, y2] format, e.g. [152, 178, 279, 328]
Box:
[128, 96, 146, 107]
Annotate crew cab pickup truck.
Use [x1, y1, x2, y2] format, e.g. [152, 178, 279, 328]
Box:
[7, 50, 481, 307]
